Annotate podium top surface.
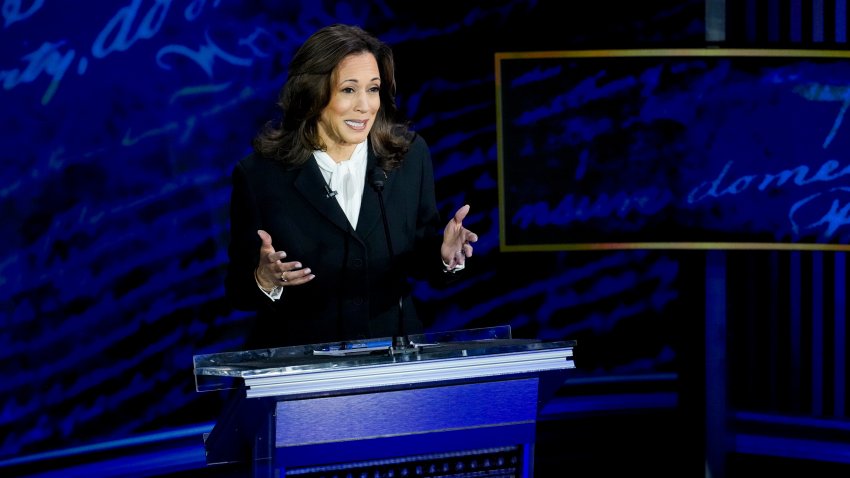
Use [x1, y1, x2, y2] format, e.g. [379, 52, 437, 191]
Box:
[193, 326, 576, 398]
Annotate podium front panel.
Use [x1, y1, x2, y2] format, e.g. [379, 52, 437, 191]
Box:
[275, 378, 539, 470]
[193, 326, 577, 477]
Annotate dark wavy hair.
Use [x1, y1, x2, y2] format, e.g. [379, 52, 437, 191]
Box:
[252, 24, 413, 170]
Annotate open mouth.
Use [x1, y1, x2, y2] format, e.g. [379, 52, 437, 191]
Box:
[345, 120, 368, 130]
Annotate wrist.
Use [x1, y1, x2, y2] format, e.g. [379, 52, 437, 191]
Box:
[254, 268, 275, 292]
[442, 258, 466, 273]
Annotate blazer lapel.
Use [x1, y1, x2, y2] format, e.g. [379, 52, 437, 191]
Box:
[355, 149, 385, 240]
[294, 160, 352, 234]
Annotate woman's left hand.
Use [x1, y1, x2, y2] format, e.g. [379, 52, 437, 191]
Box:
[441, 204, 478, 270]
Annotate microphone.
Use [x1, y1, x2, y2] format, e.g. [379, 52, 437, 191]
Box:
[324, 184, 338, 198]
[369, 167, 386, 191]
[323, 175, 338, 198]
[368, 168, 412, 353]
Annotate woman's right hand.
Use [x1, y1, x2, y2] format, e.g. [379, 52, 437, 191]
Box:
[255, 229, 315, 288]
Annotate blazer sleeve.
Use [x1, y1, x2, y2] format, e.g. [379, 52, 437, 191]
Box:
[407, 135, 466, 285]
[225, 159, 274, 311]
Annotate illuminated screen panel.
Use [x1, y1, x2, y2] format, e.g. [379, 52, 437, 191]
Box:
[496, 49, 850, 251]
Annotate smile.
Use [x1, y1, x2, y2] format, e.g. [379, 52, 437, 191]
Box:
[345, 120, 368, 130]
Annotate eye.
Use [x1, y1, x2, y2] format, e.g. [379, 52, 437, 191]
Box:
[368, 85, 381, 93]
[341, 87, 355, 94]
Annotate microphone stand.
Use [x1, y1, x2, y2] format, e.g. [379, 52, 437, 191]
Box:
[369, 169, 414, 354]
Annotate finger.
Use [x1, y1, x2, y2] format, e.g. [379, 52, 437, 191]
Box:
[283, 268, 315, 285]
[453, 204, 470, 224]
[455, 250, 466, 266]
[465, 231, 479, 243]
[276, 266, 299, 284]
[257, 229, 275, 255]
[280, 261, 302, 273]
[463, 243, 474, 257]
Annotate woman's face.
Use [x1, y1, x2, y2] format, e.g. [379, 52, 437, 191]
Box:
[317, 52, 381, 160]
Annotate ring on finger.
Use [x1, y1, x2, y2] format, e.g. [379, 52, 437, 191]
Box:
[280, 272, 288, 283]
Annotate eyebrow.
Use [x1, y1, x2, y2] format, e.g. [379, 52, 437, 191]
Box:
[340, 77, 381, 83]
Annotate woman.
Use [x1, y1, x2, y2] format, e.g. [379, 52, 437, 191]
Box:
[225, 24, 478, 349]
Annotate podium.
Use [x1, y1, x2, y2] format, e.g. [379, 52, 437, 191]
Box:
[193, 326, 576, 477]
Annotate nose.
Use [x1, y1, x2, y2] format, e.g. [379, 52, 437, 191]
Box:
[354, 91, 370, 113]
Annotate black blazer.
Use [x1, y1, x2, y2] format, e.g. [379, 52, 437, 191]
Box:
[225, 135, 447, 349]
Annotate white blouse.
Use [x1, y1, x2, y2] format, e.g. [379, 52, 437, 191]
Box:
[312, 140, 368, 230]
